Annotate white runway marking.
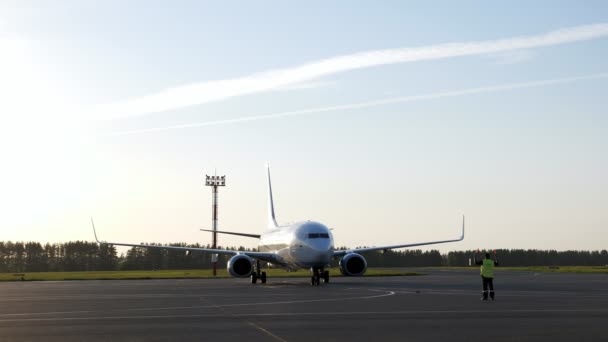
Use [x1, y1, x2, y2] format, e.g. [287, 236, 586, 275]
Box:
[1, 308, 607, 323]
[244, 308, 608, 316]
[124, 289, 395, 312]
[247, 321, 288, 342]
[0, 289, 395, 318]
[0, 310, 95, 317]
[385, 288, 608, 298]
[0, 292, 310, 302]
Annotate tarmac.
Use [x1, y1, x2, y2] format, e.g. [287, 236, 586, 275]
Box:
[0, 269, 606, 341]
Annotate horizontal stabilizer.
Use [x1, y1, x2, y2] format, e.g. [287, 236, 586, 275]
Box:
[200, 229, 261, 239]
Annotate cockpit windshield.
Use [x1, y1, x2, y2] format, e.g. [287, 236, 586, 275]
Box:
[308, 233, 330, 239]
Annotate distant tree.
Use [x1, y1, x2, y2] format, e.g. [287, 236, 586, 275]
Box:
[97, 244, 118, 271]
[0, 242, 8, 272]
[14, 242, 25, 273]
[24, 242, 47, 272]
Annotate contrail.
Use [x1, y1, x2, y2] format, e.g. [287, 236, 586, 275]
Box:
[110, 72, 608, 135]
[94, 23, 608, 120]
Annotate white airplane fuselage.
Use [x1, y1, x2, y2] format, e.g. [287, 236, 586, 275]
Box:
[258, 221, 334, 270]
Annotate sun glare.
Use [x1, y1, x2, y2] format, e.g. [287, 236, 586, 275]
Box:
[0, 37, 89, 234]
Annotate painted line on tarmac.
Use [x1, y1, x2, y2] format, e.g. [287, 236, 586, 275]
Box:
[1, 308, 608, 323]
[386, 289, 608, 298]
[0, 289, 395, 318]
[0, 310, 95, 317]
[124, 289, 396, 312]
[0, 292, 319, 302]
[247, 321, 288, 342]
[242, 308, 608, 316]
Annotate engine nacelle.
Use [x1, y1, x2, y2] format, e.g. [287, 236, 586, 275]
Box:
[227, 254, 254, 278]
[339, 253, 367, 276]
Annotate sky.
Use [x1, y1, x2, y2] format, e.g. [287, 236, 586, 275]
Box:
[0, 1, 607, 253]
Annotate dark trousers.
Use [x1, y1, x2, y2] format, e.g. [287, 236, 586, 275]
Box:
[481, 276, 495, 299]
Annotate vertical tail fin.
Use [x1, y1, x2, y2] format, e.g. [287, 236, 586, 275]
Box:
[266, 164, 278, 229]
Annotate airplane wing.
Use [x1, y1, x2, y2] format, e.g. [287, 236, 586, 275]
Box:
[333, 215, 465, 257]
[91, 218, 281, 264]
[200, 229, 261, 239]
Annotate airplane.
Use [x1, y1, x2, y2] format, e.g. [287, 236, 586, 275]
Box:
[91, 165, 464, 286]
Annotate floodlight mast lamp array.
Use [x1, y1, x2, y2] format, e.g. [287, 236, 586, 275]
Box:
[205, 174, 225, 276]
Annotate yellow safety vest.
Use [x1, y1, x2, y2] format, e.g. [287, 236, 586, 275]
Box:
[480, 258, 494, 278]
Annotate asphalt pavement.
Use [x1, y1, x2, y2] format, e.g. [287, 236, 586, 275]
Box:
[0, 269, 606, 341]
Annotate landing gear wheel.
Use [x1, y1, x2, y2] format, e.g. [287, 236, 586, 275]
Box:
[251, 272, 258, 284]
[311, 268, 322, 286]
[261, 272, 267, 284]
[323, 270, 329, 283]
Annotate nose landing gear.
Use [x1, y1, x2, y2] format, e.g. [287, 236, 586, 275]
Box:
[310, 268, 330, 286]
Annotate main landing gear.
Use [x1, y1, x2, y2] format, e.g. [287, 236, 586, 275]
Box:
[251, 259, 267, 284]
[310, 268, 330, 286]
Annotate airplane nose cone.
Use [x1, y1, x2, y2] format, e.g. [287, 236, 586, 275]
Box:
[308, 241, 332, 262]
[310, 239, 328, 249]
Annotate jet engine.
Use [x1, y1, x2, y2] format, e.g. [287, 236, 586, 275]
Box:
[339, 253, 367, 276]
[227, 254, 254, 278]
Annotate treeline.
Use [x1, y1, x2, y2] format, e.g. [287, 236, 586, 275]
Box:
[0, 241, 117, 273]
[339, 247, 443, 267]
[120, 244, 256, 270]
[446, 249, 608, 267]
[0, 241, 607, 272]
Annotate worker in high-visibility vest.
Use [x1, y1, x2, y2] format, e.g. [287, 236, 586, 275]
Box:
[474, 250, 499, 300]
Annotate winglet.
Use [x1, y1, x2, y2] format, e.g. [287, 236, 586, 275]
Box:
[90, 217, 101, 243]
[460, 215, 465, 240]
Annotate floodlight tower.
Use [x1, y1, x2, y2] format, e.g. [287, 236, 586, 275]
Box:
[205, 173, 225, 276]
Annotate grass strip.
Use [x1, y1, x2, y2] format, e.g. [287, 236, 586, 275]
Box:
[433, 266, 608, 274]
[0, 268, 422, 282]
